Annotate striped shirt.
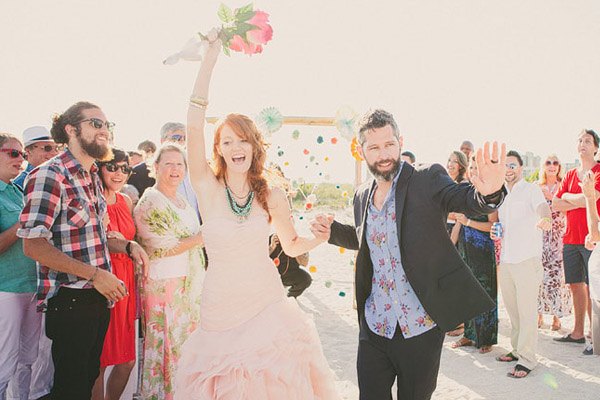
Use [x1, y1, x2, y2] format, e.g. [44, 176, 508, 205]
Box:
[17, 149, 111, 309]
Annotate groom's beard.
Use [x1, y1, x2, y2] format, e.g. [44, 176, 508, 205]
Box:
[367, 157, 401, 181]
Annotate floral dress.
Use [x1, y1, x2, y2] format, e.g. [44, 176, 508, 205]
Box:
[538, 194, 572, 317]
[133, 187, 205, 400]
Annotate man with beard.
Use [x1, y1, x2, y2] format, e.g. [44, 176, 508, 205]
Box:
[17, 101, 149, 399]
[311, 109, 507, 399]
[493, 150, 551, 378]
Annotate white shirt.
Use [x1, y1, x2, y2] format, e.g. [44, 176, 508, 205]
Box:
[498, 179, 547, 264]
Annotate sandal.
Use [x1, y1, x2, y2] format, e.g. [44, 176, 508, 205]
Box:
[447, 324, 465, 337]
[451, 338, 474, 349]
[553, 334, 585, 344]
[507, 364, 531, 379]
[496, 352, 519, 362]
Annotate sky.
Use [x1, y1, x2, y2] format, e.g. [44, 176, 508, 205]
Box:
[1, 0, 599, 183]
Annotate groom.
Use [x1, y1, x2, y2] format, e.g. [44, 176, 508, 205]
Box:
[311, 109, 507, 400]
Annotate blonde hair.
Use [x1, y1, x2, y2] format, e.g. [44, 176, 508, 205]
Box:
[538, 154, 563, 185]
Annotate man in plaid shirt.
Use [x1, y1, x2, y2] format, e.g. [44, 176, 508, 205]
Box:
[18, 101, 149, 399]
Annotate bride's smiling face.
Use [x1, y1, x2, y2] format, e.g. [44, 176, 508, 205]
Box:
[217, 124, 253, 174]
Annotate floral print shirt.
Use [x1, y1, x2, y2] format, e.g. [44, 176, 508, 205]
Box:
[364, 166, 436, 339]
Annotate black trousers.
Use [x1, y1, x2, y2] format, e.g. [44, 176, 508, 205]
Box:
[45, 288, 110, 400]
[357, 318, 444, 400]
[281, 266, 312, 297]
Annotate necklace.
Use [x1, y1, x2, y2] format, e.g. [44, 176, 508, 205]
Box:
[228, 184, 251, 200]
[225, 185, 254, 223]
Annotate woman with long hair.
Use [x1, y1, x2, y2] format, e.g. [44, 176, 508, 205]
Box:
[174, 39, 338, 398]
[537, 155, 571, 330]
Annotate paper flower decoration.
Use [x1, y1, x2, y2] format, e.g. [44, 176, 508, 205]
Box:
[292, 130, 300, 140]
[163, 4, 273, 64]
[256, 107, 283, 135]
[335, 106, 358, 141]
[350, 137, 362, 161]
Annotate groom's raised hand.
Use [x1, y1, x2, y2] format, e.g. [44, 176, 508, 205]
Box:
[471, 142, 507, 196]
[310, 214, 334, 242]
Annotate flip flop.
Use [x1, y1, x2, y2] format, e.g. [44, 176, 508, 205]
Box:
[553, 334, 585, 344]
[451, 338, 474, 349]
[507, 364, 531, 379]
[496, 352, 519, 362]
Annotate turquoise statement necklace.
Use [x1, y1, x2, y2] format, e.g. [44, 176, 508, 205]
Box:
[225, 185, 254, 223]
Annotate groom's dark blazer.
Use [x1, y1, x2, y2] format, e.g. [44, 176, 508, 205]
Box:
[329, 162, 504, 332]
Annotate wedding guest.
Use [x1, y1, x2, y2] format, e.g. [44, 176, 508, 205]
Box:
[0, 133, 41, 400]
[553, 129, 600, 344]
[92, 148, 137, 400]
[537, 155, 571, 330]
[581, 170, 600, 355]
[13, 126, 59, 190]
[451, 157, 499, 354]
[128, 140, 157, 197]
[269, 233, 312, 298]
[494, 150, 551, 379]
[460, 140, 474, 159]
[134, 144, 205, 400]
[17, 102, 149, 399]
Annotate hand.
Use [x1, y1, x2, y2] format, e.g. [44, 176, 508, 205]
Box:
[580, 170, 598, 199]
[490, 229, 499, 241]
[192, 233, 204, 248]
[269, 234, 280, 253]
[536, 217, 552, 231]
[541, 186, 554, 202]
[310, 213, 334, 242]
[585, 234, 596, 251]
[454, 213, 468, 225]
[93, 269, 128, 302]
[106, 231, 126, 241]
[470, 142, 507, 196]
[447, 212, 458, 221]
[129, 241, 150, 278]
[203, 30, 222, 64]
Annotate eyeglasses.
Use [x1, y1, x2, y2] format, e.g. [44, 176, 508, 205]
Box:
[32, 144, 60, 153]
[167, 134, 186, 143]
[506, 163, 519, 170]
[104, 163, 132, 174]
[0, 148, 25, 158]
[78, 118, 116, 133]
[545, 160, 559, 166]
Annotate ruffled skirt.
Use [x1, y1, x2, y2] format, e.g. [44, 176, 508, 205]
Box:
[174, 298, 339, 400]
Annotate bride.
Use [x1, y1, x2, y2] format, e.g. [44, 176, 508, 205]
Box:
[174, 37, 339, 399]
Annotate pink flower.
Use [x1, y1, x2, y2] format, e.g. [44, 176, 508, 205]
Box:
[229, 34, 263, 54]
[246, 11, 273, 45]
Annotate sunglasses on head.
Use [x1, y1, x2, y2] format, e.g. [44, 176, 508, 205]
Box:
[33, 144, 59, 153]
[545, 160, 559, 166]
[506, 163, 519, 170]
[78, 118, 116, 133]
[0, 148, 25, 159]
[104, 163, 132, 174]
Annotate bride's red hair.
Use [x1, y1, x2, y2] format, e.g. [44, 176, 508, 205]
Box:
[213, 114, 271, 221]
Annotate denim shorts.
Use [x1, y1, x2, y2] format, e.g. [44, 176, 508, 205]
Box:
[563, 244, 590, 284]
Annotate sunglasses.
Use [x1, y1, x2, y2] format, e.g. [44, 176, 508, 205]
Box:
[104, 163, 132, 174]
[168, 134, 186, 142]
[0, 148, 25, 158]
[506, 163, 519, 170]
[545, 160, 559, 166]
[32, 144, 60, 153]
[79, 118, 116, 133]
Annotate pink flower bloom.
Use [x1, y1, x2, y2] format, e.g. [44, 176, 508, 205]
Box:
[246, 10, 273, 45]
[229, 34, 262, 54]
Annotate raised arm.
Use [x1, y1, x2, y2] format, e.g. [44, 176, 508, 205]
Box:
[582, 171, 600, 242]
[187, 35, 222, 186]
[270, 187, 325, 257]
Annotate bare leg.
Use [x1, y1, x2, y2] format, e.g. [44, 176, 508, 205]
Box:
[105, 361, 135, 400]
[91, 367, 106, 400]
[569, 283, 588, 339]
[552, 315, 561, 331]
[586, 285, 592, 336]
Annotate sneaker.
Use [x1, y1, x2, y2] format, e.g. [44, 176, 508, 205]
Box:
[583, 344, 594, 356]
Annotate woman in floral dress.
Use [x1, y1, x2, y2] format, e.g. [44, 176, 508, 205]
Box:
[538, 154, 571, 330]
[134, 144, 205, 400]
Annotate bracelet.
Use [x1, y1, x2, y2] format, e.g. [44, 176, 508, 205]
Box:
[89, 266, 99, 282]
[126, 241, 134, 258]
[189, 101, 207, 110]
[190, 96, 209, 107]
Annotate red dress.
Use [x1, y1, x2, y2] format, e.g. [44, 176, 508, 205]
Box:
[100, 192, 137, 367]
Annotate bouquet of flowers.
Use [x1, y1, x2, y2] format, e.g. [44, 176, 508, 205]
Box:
[164, 3, 273, 65]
